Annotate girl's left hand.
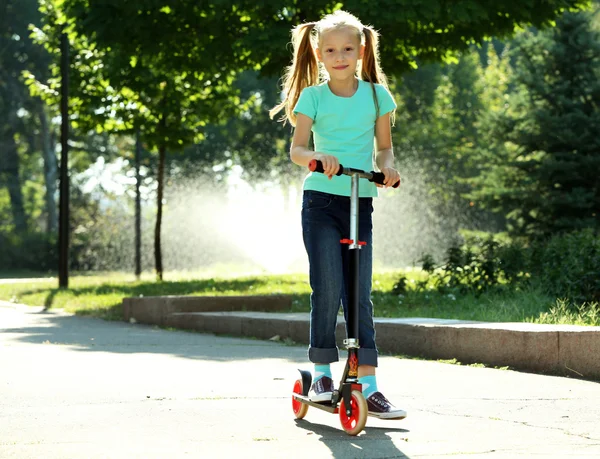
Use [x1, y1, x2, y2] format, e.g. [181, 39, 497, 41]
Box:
[377, 167, 401, 188]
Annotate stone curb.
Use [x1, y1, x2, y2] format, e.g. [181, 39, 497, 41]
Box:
[122, 294, 291, 327]
[122, 294, 600, 381]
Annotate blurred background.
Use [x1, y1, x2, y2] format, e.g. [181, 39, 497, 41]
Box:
[1, 0, 598, 284]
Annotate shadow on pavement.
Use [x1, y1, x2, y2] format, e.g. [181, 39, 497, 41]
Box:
[294, 419, 410, 458]
[5, 310, 308, 363]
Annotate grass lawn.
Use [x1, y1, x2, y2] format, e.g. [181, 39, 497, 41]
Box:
[1, 269, 596, 325]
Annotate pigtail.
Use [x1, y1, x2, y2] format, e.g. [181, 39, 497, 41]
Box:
[361, 26, 395, 125]
[269, 22, 319, 126]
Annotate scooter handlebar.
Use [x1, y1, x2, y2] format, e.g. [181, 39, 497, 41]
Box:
[308, 159, 343, 176]
[308, 159, 400, 188]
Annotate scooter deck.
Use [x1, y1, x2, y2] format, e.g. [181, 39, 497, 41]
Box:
[292, 393, 338, 413]
[293, 393, 404, 420]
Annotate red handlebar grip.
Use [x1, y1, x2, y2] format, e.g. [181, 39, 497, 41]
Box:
[308, 159, 342, 176]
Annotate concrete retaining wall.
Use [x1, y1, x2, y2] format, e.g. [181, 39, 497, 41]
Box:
[122, 295, 292, 327]
[122, 296, 600, 381]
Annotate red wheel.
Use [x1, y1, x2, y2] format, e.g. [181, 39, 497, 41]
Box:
[339, 390, 367, 436]
[292, 379, 308, 419]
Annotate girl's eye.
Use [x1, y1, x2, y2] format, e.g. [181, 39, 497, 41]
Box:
[326, 49, 334, 53]
[345, 47, 353, 51]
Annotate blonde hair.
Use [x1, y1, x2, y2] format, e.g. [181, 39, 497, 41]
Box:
[269, 10, 394, 126]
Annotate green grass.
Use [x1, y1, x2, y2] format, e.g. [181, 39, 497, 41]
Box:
[0, 270, 597, 325]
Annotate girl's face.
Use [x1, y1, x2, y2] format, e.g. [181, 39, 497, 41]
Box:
[316, 26, 364, 80]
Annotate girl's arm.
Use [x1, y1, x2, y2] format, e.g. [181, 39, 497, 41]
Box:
[291, 113, 339, 178]
[374, 112, 400, 187]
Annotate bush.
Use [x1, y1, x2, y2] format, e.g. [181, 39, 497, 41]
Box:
[413, 229, 600, 304]
[528, 229, 600, 303]
[0, 232, 58, 272]
[418, 235, 507, 295]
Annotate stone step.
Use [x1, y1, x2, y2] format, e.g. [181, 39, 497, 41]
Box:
[164, 311, 600, 381]
[122, 294, 291, 326]
[121, 296, 600, 381]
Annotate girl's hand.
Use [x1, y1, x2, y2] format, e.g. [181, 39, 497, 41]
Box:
[313, 153, 340, 179]
[377, 167, 401, 188]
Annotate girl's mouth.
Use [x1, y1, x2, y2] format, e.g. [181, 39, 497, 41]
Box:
[333, 65, 349, 70]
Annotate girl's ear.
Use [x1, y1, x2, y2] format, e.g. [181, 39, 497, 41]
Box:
[359, 44, 365, 60]
[315, 47, 323, 62]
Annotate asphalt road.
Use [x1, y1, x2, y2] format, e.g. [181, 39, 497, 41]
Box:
[1, 302, 599, 458]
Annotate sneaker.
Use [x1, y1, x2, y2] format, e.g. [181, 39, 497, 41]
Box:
[366, 392, 407, 419]
[308, 376, 334, 402]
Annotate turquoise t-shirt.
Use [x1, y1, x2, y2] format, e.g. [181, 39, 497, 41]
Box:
[293, 79, 397, 197]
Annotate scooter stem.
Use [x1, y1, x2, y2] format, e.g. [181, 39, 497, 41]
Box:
[346, 173, 360, 347]
[349, 174, 360, 250]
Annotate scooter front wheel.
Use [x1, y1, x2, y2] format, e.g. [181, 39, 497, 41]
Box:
[292, 379, 309, 419]
[339, 390, 367, 436]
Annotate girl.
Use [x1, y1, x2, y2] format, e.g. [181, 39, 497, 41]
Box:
[270, 10, 406, 420]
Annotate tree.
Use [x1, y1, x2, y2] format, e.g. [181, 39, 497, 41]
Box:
[394, 51, 484, 206]
[36, 0, 245, 280]
[55, 0, 593, 77]
[0, 0, 40, 233]
[34, 0, 592, 278]
[475, 9, 600, 238]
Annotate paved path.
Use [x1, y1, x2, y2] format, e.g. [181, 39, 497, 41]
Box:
[1, 303, 600, 458]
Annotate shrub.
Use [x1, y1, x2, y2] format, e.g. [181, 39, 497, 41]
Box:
[528, 229, 600, 303]
[0, 232, 57, 271]
[412, 229, 600, 303]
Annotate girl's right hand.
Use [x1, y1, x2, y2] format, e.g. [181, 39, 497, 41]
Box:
[313, 153, 340, 179]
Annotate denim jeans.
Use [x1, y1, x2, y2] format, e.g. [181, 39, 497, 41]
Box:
[301, 190, 378, 367]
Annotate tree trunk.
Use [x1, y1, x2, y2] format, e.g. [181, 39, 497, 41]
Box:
[39, 102, 58, 233]
[135, 129, 142, 280]
[154, 142, 165, 281]
[58, 30, 70, 289]
[0, 120, 27, 233]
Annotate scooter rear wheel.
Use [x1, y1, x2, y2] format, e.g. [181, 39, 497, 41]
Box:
[339, 390, 367, 436]
[292, 379, 309, 419]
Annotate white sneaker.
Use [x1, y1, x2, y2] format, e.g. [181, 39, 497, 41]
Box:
[366, 392, 407, 419]
[308, 376, 334, 402]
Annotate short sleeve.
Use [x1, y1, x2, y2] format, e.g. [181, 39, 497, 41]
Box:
[293, 87, 317, 120]
[375, 84, 397, 117]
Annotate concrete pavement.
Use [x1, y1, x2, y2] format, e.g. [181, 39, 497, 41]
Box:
[1, 302, 600, 458]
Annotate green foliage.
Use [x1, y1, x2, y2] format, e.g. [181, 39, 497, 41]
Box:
[470, 10, 600, 237]
[527, 228, 600, 303]
[416, 229, 600, 305]
[182, 71, 302, 185]
[50, 0, 593, 83]
[393, 47, 501, 240]
[0, 231, 57, 271]
[420, 235, 506, 295]
[35, 0, 245, 154]
[248, 0, 593, 75]
[0, 0, 51, 233]
[0, 182, 136, 272]
[391, 274, 409, 295]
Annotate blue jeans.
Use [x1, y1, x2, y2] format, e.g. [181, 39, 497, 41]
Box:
[301, 190, 378, 367]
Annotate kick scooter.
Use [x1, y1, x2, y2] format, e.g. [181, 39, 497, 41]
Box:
[291, 159, 400, 436]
